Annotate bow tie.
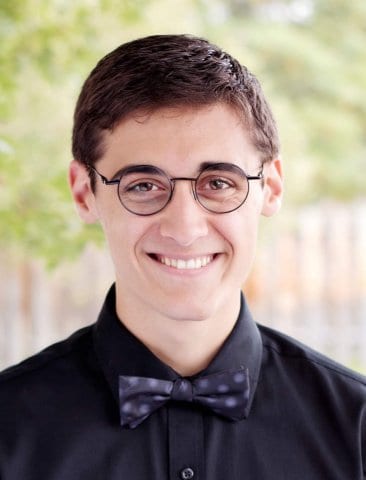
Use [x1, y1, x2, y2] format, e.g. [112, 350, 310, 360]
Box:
[119, 368, 250, 429]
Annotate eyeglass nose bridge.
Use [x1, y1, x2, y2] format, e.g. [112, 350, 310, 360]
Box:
[169, 176, 199, 202]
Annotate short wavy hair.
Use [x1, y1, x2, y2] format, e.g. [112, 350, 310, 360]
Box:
[72, 34, 279, 179]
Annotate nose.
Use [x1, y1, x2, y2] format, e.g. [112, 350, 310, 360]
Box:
[158, 181, 209, 246]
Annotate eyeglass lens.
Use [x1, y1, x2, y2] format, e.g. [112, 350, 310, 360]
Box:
[117, 164, 250, 215]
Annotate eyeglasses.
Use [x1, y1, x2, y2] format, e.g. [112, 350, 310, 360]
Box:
[87, 162, 263, 216]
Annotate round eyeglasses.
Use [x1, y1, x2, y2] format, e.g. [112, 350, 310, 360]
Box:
[87, 163, 263, 216]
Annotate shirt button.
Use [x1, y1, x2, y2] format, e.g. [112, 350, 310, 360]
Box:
[180, 467, 195, 479]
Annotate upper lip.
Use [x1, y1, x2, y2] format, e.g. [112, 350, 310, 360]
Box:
[149, 253, 218, 260]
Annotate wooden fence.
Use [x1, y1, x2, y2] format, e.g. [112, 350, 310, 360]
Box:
[1, 200, 365, 372]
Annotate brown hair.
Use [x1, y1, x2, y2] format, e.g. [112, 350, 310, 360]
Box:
[72, 34, 279, 179]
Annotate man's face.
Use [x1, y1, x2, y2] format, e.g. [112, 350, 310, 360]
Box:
[70, 103, 282, 322]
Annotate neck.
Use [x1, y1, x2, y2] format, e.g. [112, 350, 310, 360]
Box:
[115, 286, 241, 377]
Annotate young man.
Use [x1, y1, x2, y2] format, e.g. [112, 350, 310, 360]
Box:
[0, 34, 365, 479]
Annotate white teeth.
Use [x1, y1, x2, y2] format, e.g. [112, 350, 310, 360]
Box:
[159, 255, 213, 270]
[186, 259, 195, 269]
[177, 259, 186, 269]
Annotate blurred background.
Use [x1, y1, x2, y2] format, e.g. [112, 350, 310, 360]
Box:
[0, 0, 365, 372]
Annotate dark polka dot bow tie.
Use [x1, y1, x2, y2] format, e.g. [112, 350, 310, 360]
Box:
[119, 368, 250, 429]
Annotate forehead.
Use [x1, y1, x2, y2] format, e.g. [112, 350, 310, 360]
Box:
[99, 103, 261, 174]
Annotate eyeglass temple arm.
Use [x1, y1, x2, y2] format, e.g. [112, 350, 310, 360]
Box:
[86, 164, 119, 185]
[247, 171, 263, 181]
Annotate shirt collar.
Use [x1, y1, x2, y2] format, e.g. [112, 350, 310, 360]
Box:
[93, 284, 262, 417]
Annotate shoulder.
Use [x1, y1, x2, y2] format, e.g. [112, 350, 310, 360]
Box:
[257, 324, 366, 475]
[0, 324, 95, 391]
[0, 324, 105, 451]
[258, 323, 366, 391]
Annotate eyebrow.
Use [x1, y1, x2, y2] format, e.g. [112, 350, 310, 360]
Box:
[198, 161, 244, 173]
[110, 161, 244, 180]
[110, 164, 163, 179]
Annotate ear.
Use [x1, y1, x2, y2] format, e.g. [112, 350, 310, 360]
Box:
[69, 160, 99, 224]
[261, 157, 283, 217]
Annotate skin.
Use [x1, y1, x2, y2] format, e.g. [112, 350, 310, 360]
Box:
[69, 103, 283, 376]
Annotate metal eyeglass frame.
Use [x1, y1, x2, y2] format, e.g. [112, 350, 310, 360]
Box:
[86, 163, 264, 216]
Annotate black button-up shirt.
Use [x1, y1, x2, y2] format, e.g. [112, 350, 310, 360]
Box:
[1, 285, 365, 479]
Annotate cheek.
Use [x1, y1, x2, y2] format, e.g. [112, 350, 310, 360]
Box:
[215, 208, 261, 252]
[100, 211, 153, 261]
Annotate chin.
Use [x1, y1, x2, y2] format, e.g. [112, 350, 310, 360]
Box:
[155, 293, 217, 322]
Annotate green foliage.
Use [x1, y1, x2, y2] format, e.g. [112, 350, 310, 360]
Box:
[1, 0, 365, 265]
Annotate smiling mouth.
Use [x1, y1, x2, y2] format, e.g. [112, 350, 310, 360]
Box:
[150, 254, 215, 270]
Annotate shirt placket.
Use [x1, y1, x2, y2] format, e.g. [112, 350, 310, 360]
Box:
[168, 404, 204, 480]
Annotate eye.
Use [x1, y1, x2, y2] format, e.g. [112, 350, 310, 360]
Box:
[207, 178, 232, 190]
[127, 181, 159, 192]
[199, 175, 235, 191]
[121, 174, 169, 195]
